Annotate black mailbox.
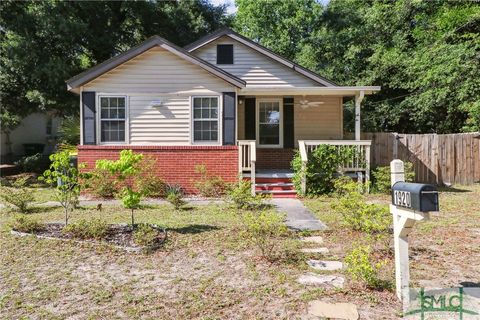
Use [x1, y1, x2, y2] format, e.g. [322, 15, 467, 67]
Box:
[392, 182, 439, 212]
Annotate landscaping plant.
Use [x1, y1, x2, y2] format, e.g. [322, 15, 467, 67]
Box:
[227, 179, 265, 210]
[165, 184, 186, 210]
[40, 150, 81, 225]
[96, 150, 143, 227]
[134, 156, 166, 198]
[87, 168, 118, 198]
[241, 210, 294, 262]
[0, 176, 35, 213]
[133, 223, 160, 247]
[291, 145, 355, 196]
[62, 218, 108, 240]
[332, 179, 390, 234]
[345, 244, 389, 289]
[14, 153, 49, 173]
[372, 161, 415, 193]
[193, 164, 227, 197]
[9, 215, 43, 233]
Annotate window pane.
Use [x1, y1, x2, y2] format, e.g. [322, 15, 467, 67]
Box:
[259, 124, 279, 145]
[211, 106, 218, 118]
[111, 98, 118, 108]
[202, 108, 209, 118]
[101, 107, 109, 118]
[101, 98, 108, 108]
[101, 120, 125, 142]
[194, 98, 201, 108]
[118, 98, 125, 108]
[194, 107, 201, 118]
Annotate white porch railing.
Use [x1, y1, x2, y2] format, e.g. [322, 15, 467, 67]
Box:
[298, 140, 372, 194]
[238, 140, 256, 195]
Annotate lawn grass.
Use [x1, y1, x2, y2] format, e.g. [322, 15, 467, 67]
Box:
[0, 203, 317, 319]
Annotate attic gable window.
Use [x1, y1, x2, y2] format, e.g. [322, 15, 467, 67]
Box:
[216, 44, 233, 64]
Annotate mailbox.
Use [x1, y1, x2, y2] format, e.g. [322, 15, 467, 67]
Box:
[392, 182, 439, 212]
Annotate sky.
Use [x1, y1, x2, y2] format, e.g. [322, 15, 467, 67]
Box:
[209, 0, 331, 15]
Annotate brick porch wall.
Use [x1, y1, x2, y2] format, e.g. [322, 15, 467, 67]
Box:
[78, 145, 238, 194]
[255, 148, 296, 170]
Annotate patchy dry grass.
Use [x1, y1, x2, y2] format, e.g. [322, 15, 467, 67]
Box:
[304, 183, 480, 318]
[0, 203, 319, 319]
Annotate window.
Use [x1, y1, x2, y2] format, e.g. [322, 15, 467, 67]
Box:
[216, 44, 233, 64]
[258, 101, 281, 146]
[100, 96, 126, 142]
[193, 97, 219, 142]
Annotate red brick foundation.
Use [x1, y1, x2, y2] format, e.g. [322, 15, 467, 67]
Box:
[78, 145, 239, 194]
[256, 148, 296, 170]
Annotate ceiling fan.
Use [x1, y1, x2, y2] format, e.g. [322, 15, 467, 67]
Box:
[295, 95, 324, 109]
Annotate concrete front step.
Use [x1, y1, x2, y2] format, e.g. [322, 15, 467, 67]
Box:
[297, 273, 344, 288]
[307, 260, 343, 271]
[308, 301, 359, 320]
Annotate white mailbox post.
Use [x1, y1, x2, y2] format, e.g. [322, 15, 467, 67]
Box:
[390, 160, 439, 309]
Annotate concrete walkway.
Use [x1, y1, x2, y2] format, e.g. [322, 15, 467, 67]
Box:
[270, 198, 326, 231]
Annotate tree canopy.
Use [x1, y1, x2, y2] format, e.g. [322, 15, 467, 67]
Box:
[1, 0, 478, 133]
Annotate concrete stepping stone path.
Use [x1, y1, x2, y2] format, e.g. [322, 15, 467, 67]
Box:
[297, 273, 344, 288]
[299, 236, 324, 244]
[308, 301, 359, 320]
[307, 260, 343, 271]
[300, 247, 329, 254]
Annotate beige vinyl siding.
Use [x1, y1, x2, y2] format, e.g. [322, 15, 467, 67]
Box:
[193, 36, 319, 87]
[236, 95, 343, 146]
[83, 47, 234, 145]
[293, 96, 343, 146]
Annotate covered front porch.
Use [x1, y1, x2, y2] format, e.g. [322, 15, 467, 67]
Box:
[235, 86, 380, 195]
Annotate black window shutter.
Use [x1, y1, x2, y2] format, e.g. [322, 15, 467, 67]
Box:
[223, 92, 236, 145]
[217, 44, 233, 64]
[283, 97, 294, 148]
[244, 98, 256, 140]
[82, 91, 96, 145]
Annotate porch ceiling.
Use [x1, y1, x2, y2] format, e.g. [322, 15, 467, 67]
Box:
[238, 86, 381, 97]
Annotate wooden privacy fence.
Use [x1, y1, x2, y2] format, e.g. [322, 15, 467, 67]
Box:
[363, 132, 480, 185]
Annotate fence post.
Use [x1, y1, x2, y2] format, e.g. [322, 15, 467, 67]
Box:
[393, 132, 399, 159]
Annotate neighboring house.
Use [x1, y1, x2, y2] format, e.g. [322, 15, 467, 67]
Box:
[67, 28, 379, 196]
[0, 112, 61, 162]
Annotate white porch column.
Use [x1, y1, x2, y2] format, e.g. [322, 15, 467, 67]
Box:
[354, 90, 365, 141]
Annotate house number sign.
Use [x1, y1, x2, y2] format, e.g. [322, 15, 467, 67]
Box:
[393, 190, 411, 208]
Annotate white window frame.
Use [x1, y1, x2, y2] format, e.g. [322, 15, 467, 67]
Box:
[190, 95, 222, 145]
[256, 98, 283, 148]
[96, 94, 129, 145]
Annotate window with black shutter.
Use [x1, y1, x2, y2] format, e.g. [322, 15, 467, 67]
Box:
[216, 44, 233, 64]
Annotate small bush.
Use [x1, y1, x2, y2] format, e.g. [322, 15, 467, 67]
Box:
[227, 180, 265, 210]
[332, 179, 390, 234]
[345, 244, 388, 289]
[166, 184, 186, 210]
[134, 157, 166, 198]
[134, 224, 159, 247]
[14, 153, 49, 173]
[0, 177, 35, 213]
[291, 145, 355, 196]
[87, 168, 119, 198]
[193, 164, 227, 197]
[62, 218, 108, 239]
[241, 210, 293, 262]
[372, 161, 415, 194]
[10, 215, 44, 233]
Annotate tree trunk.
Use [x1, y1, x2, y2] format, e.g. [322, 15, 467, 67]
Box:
[131, 209, 135, 227]
[65, 207, 69, 225]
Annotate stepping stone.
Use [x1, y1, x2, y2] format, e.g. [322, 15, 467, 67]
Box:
[297, 273, 344, 288]
[308, 301, 359, 320]
[307, 260, 343, 271]
[299, 236, 323, 244]
[300, 247, 329, 254]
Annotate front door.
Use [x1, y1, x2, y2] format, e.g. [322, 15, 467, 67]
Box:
[257, 99, 282, 148]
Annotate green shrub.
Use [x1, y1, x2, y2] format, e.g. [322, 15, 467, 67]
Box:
[332, 180, 390, 234]
[133, 224, 159, 247]
[14, 153, 49, 173]
[0, 177, 35, 213]
[227, 179, 265, 210]
[241, 210, 293, 262]
[166, 184, 186, 210]
[10, 215, 44, 233]
[372, 161, 415, 194]
[134, 157, 166, 198]
[291, 145, 355, 196]
[333, 176, 369, 197]
[345, 244, 389, 289]
[193, 164, 227, 197]
[87, 168, 119, 198]
[62, 218, 108, 240]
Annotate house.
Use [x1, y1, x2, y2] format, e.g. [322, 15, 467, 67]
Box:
[67, 28, 380, 196]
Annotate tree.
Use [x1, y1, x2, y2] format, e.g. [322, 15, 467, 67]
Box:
[96, 150, 144, 227]
[0, 110, 21, 162]
[40, 151, 80, 225]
